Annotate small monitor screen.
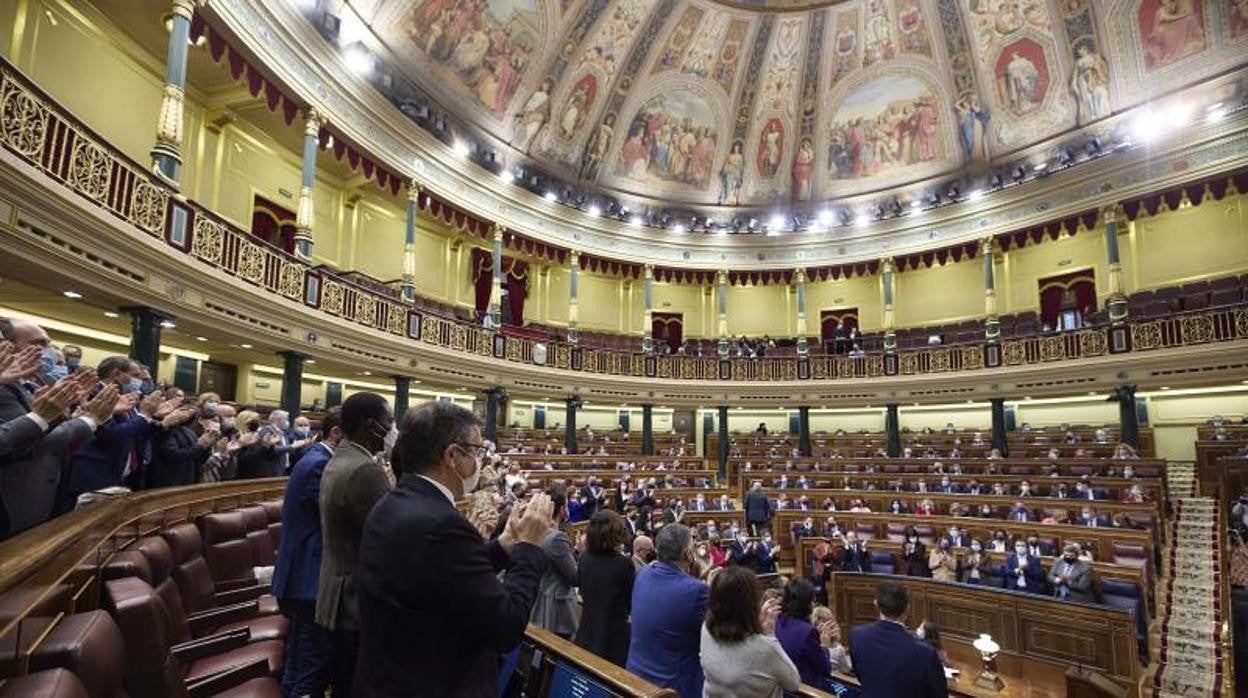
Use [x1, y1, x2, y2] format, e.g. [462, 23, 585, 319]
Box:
[547, 660, 621, 698]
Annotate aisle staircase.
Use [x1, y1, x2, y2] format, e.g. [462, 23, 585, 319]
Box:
[1145, 461, 1227, 696]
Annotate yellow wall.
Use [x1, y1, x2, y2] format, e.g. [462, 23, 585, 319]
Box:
[6, 0, 1248, 340]
[506, 402, 676, 432]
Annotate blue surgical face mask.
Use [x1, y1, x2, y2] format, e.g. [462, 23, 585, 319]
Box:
[125, 377, 144, 393]
[140, 379, 156, 395]
[39, 347, 65, 384]
[294, 426, 311, 438]
[65, 357, 81, 370]
[43, 364, 69, 384]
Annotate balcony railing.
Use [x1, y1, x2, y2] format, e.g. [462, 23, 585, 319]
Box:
[3, 57, 1247, 383]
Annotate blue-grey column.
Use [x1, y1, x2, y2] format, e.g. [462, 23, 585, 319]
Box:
[641, 404, 654, 456]
[882, 258, 896, 353]
[795, 269, 809, 356]
[402, 180, 420, 302]
[568, 251, 581, 344]
[490, 224, 504, 328]
[124, 307, 166, 381]
[293, 109, 322, 260]
[277, 351, 306, 417]
[565, 396, 579, 454]
[798, 406, 811, 457]
[983, 238, 1000, 341]
[716, 270, 729, 357]
[991, 398, 1008, 456]
[885, 404, 901, 457]
[1105, 206, 1128, 323]
[150, 0, 196, 183]
[642, 264, 654, 354]
[393, 376, 411, 422]
[717, 405, 729, 478]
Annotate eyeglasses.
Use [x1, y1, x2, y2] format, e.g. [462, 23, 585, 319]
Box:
[455, 441, 488, 459]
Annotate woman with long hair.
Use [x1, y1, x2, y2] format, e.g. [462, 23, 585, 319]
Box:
[774, 578, 834, 687]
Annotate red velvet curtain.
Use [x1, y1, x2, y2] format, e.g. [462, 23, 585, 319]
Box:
[1038, 271, 1096, 329]
[250, 197, 296, 254]
[470, 248, 529, 325]
[652, 313, 683, 351]
[819, 309, 859, 343]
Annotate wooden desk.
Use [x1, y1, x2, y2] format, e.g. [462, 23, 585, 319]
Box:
[829, 573, 1139, 689]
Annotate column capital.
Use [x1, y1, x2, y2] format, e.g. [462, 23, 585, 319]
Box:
[716, 269, 728, 284]
[407, 179, 422, 201]
[1102, 203, 1121, 226]
[170, 0, 197, 21]
[492, 222, 506, 242]
[794, 267, 807, 284]
[881, 257, 895, 273]
[644, 263, 654, 279]
[981, 236, 996, 255]
[302, 107, 322, 137]
[569, 249, 581, 266]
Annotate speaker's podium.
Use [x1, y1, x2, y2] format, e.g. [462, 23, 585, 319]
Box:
[1065, 667, 1128, 698]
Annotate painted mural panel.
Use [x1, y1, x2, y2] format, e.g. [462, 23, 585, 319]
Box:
[826, 74, 943, 180]
[401, 0, 543, 115]
[1231, 0, 1248, 38]
[615, 91, 719, 189]
[828, 7, 863, 89]
[1137, 0, 1208, 70]
[964, 0, 1074, 150]
[1059, 0, 1111, 125]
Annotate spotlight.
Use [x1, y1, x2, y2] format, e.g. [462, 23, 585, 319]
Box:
[1033, 161, 1049, 172]
[629, 215, 643, 226]
[672, 223, 686, 234]
[160, 320, 177, 329]
[1130, 111, 1162, 143]
[1206, 103, 1226, 122]
[62, 290, 82, 299]
[586, 204, 601, 217]
[768, 214, 786, 231]
[103, 311, 119, 318]
[967, 189, 985, 202]
[1057, 148, 1075, 167]
[909, 200, 922, 210]
[543, 191, 558, 202]
[855, 213, 870, 226]
[925, 191, 942, 206]
[452, 140, 471, 157]
[499, 169, 515, 184]
[1165, 103, 1193, 127]
[817, 209, 835, 226]
[343, 41, 374, 76]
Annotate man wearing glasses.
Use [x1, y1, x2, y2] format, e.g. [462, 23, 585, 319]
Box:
[354, 400, 555, 697]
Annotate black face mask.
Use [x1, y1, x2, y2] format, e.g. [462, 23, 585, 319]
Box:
[642, 550, 657, 563]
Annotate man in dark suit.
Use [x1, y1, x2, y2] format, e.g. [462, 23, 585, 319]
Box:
[840, 533, 869, 572]
[744, 480, 771, 536]
[1004, 540, 1045, 593]
[354, 400, 553, 697]
[149, 403, 221, 488]
[271, 408, 341, 698]
[849, 582, 947, 697]
[0, 324, 117, 535]
[317, 392, 395, 696]
[66, 356, 171, 503]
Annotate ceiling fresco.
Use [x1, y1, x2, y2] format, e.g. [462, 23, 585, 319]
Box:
[341, 0, 1248, 209]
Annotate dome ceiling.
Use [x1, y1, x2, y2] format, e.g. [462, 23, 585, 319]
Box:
[333, 0, 1248, 212]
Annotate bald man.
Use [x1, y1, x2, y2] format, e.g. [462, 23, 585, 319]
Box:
[632, 535, 654, 572]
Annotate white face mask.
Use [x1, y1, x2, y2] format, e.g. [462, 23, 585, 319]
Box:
[382, 425, 399, 459]
[457, 445, 483, 493]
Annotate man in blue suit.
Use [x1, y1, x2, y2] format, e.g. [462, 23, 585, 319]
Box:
[849, 582, 947, 697]
[1004, 539, 1046, 594]
[627, 523, 708, 698]
[271, 408, 341, 698]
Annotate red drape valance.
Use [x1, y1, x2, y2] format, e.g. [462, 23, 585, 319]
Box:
[1038, 270, 1096, 329]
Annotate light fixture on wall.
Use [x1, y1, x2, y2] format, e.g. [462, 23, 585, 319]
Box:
[62, 291, 82, 299]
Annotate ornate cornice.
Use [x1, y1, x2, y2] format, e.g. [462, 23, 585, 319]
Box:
[204, 0, 1248, 270]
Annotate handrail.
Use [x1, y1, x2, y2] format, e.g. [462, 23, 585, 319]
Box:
[2, 57, 1246, 384]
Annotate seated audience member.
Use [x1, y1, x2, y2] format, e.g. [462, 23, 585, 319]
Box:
[936, 476, 958, 494]
[1005, 538, 1045, 594]
[729, 531, 759, 571]
[822, 517, 842, 539]
[989, 530, 1009, 553]
[793, 517, 815, 539]
[775, 579, 834, 688]
[945, 525, 969, 548]
[888, 499, 907, 514]
[628, 524, 709, 697]
[1018, 480, 1034, 497]
[576, 511, 634, 666]
[1122, 484, 1146, 503]
[1025, 536, 1052, 558]
[1048, 542, 1094, 602]
[914, 498, 936, 516]
[848, 499, 870, 513]
[960, 540, 989, 585]
[271, 407, 342, 697]
[531, 485, 579, 638]
[1078, 505, 1107, 527]
[352, 400, 554, 697]
[901, 526, 930, 577]
[700, 566, 799, 698]
[718, 494, 733, 511]
[849, 583, 947, 697]
[928, 539, 957, 583]
[1008, 501, 1033, 522]
[1112, 442, 1139, 459]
